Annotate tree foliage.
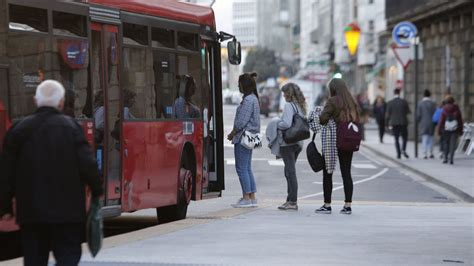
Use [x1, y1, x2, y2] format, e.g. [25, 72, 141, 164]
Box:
[243, 47, 279, 82]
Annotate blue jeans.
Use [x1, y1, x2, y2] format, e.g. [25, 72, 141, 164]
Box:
[234, 143, 257, 194]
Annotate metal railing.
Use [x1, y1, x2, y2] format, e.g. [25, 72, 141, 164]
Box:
[457, 123, 474, 156]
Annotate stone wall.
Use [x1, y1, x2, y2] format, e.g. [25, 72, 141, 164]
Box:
[403, 4, 474, 126]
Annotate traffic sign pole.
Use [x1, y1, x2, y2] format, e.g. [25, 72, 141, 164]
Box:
[392, 21, 419, 158]
[414, 36, 419, 158]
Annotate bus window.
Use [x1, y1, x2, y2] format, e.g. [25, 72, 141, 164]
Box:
[7, 34, 49, 120]
[52, 38, 90, 118]
[153, 51, 176, 119]
[177, 32, 198, 51]
[176, 54, 202, 118]
[174, 75, 200, 119]
[53, 11, 87, 38]
[123, 23, 148, 46]
[8, 4, 48, 33]
[152, 27, 175, 49]
[122, 47, 155, 119]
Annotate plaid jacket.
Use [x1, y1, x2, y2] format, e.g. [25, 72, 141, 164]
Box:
[308, 106, 337, 174]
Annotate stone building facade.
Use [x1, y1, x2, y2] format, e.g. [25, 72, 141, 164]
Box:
[386, 0, 474, 123]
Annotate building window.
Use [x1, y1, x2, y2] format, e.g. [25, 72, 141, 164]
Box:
[53, 11, 87, 37]
[280, 0, 289, 11]
[123, 23, 148, 46]
[9, 4, 48, 33]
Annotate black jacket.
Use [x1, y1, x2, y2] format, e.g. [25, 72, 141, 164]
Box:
[0, 107, 102, 224]
[386, 97, 410, 126]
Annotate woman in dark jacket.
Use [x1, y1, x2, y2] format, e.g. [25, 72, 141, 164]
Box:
[316, 78, 360, 215]
[373, 96, 386, 143]
[437, 96, 463, 164]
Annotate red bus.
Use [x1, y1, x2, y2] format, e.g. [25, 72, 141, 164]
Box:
[0, 0, 241, 235]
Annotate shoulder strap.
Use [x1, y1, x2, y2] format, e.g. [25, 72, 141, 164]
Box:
[290, 102, 299, 115]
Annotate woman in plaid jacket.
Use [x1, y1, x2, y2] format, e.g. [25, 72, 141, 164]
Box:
[314, 78, 360, 215]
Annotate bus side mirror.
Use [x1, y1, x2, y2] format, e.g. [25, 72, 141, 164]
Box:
[227, 39, 241, 65]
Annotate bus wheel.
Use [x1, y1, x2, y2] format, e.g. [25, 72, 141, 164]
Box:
[156, 158, 194, 224]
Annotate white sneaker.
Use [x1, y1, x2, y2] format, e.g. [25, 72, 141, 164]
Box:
[231, 198, 253, 208]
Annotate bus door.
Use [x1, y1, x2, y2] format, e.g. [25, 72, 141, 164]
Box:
[0, 66, 10, 151]
[91, 22, 121, 207]
[202, 41, 224, 194]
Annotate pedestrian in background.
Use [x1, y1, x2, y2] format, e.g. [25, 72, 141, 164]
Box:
[417, 89, 437, 159]
[386, 88, 411, 159]
[276, 83, 307, 211]
[438, 96, 463, 164]
[432, 100, 446, 158]
[0, 80, 103, 266]
[356, 91, 370, 141]
[227, 73, 260, 208]
[315, 78, 360, 215]
[373, 95, 386, 143]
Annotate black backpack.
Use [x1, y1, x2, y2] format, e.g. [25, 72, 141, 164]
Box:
[306, 133, 324, 172]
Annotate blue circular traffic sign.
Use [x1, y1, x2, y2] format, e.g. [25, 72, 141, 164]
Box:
[392, 21, 418, 47]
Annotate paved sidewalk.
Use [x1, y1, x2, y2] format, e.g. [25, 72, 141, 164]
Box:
[362, 127, 474, 202]
[78, 203, 474, 265]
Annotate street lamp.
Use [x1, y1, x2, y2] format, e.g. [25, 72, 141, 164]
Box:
[344, 23, 361, 56]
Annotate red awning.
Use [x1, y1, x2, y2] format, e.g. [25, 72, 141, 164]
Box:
[89, 0, 216, 29]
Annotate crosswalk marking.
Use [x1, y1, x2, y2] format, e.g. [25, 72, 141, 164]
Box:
[352, 163, 377, 169]
[268, 160, 285, 166]
[225, 159, 378, 170]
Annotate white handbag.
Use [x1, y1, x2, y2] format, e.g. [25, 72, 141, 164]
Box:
[240, 131, 263, 150]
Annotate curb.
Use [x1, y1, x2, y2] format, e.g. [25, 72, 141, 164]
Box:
[362, 143, 474, 203]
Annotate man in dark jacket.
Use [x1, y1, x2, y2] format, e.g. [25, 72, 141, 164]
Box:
[0, 80, 102, 265]
[386, 88, 411, 159]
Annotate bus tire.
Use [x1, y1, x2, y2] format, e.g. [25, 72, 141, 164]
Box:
[156, 152, 194, 224]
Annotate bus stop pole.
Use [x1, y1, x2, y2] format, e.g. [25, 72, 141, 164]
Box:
[414, 36, 419, 158]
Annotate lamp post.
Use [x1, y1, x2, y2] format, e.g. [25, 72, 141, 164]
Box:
[344, 23, 361, 57]
[343, 23, 361, 89]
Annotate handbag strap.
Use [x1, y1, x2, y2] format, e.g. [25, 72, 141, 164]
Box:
[312, 133, 316, 142]
[290, 102, 299, 115]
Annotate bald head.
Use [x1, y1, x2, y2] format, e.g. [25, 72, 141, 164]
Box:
[35, 80, 65, 110]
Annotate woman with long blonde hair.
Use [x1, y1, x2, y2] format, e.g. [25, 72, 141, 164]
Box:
[277, 82, 307, 211]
